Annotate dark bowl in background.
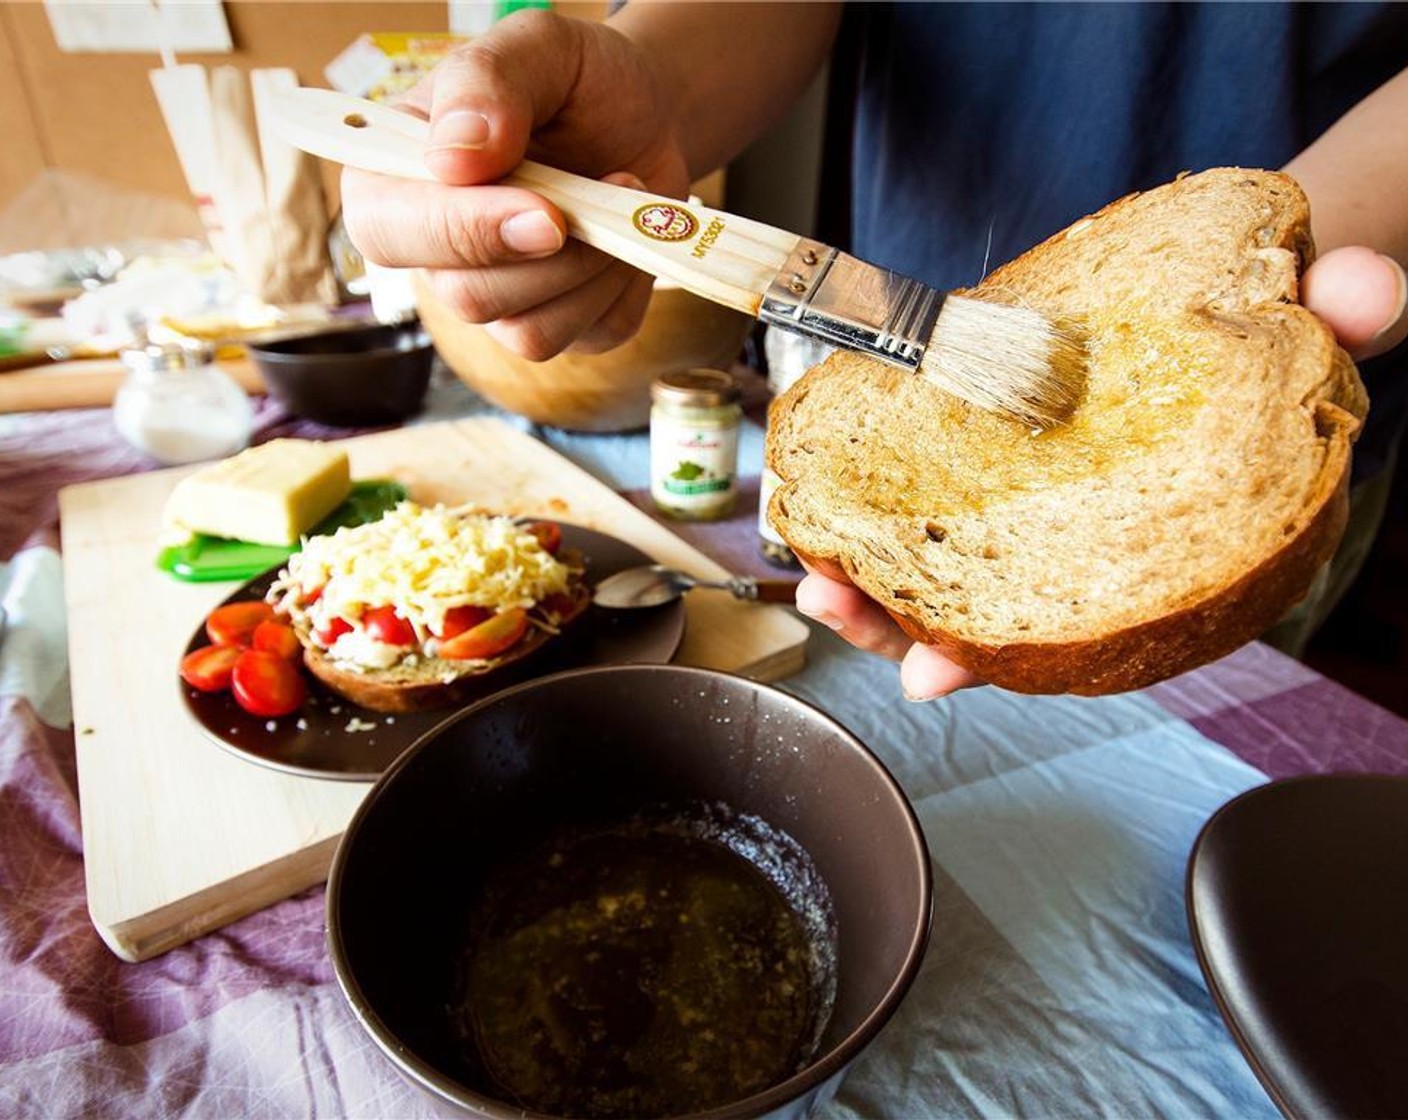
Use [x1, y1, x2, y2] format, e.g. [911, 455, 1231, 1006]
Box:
[327, 664, 933, 1120]
[246, 320, 434, 426]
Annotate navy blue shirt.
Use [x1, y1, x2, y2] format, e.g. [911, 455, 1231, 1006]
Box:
[845, 2, 1407, 478]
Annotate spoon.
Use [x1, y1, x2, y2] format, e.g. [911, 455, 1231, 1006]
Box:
[593, 565, 799, 610]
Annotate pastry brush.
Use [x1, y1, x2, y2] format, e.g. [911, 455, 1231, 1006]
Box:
[267, 88, 1083, 428]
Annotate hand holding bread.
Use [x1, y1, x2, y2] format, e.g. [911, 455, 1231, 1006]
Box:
[771, 168, 1383, 697]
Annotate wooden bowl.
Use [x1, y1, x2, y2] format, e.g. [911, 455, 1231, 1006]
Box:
[416, 275, 752, 432]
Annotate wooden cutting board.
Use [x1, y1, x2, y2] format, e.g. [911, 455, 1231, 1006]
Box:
[59, 418, 809, 962]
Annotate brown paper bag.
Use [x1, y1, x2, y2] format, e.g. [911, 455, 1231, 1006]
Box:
[249, 69, 340, 306]
[151, 64, 337, 307]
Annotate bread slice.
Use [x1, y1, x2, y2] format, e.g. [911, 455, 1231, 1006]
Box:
[765, 168, 1368, 695]
[299, 578, 590, 714]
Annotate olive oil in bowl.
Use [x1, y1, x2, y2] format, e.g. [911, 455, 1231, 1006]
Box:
[453, 803, 837, 1119]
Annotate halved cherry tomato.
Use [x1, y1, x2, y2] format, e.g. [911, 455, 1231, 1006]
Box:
[438, 607, 529, 660]
[363, 605, 417, 646]
[206, 600, 277, 648]
[525, 521, 562, 555]
[179, 644, 242, 692]
[230, 649, 306, 717]
[252, 619, 301, 661]
[314, 616, 354, 648]
[436, 604, 492, 639]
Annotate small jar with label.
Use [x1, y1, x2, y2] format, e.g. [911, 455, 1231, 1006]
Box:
[650, 368, 742, 521]
[113, 340, 254, 466]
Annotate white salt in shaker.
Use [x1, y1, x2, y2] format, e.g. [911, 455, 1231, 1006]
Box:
[113, 340, 253, 465]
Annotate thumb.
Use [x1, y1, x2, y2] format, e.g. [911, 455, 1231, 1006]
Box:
[403, 11, 582, 186]
[1302, 245, 1408, 361]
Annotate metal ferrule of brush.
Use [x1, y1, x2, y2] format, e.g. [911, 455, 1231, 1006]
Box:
[758, 238, 944, 371]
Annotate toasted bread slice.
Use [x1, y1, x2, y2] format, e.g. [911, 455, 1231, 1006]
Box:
[765, 168, 1368, 695]
[299, 578, 591, 714]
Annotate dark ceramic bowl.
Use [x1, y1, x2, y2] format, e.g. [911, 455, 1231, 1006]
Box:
[328, 664, 932, 1120]
[246, 320, 434, 426]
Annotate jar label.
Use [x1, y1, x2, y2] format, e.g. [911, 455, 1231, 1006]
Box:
[650, 416, 739, 517]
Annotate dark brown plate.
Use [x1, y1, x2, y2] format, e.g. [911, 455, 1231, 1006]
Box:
[180, 524, 685, 781]
[1186, 773, 1408, 1119]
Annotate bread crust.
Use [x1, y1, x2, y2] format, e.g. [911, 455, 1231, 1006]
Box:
[789, 443, 1349, 695]
[299, 579, 590, 714]
[766, 168, 1368, 695]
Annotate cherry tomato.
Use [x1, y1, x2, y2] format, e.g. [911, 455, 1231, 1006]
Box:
[525, 521, 562, 555]
[252, 619, 301, 661]
[230, 649, 306, 717]
[438, 607, 529, 660]
[314, 616, 354, 648]
[363, 605, 417, 646]
[179, 644, 241, 692]
[206, 600, 277, 648]
[436, 604, 492, 639]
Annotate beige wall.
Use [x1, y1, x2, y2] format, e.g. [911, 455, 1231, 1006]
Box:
[0, 1, 609, 238]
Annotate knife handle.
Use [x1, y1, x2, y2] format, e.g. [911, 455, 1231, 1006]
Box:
[268, 88, 799, 317]
[747, 578, 802, 604]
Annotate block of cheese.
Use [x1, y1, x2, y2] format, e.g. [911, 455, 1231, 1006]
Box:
[163, 439, 352, 546]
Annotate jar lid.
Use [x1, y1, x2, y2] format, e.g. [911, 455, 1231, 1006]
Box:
[651, 368, 741, 408]
[120, 339, 215, 376]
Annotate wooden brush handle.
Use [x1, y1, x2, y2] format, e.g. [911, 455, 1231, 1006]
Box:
[510, 162, 797, 315]
[268, 88, 798, 316]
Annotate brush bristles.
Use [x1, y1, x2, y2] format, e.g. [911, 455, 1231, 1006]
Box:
[921, 296, 1085, 428]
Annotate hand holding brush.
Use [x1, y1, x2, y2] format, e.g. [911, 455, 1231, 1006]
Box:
[283, 88, 1084, 429]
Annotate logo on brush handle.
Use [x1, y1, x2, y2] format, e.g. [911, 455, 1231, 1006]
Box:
[632, 203, 699, 242]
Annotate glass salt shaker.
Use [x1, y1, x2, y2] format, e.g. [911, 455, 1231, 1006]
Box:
[113, 339, 254, 466]
[650, 368, 743, 522]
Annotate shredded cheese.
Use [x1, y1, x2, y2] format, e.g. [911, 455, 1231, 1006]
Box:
[269, 502, 572, 649]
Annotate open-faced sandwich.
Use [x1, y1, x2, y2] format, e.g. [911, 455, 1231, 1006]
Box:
[266, 501, 590, 713]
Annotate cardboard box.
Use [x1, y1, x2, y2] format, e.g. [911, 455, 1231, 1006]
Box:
[325, 31, 467, 102]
